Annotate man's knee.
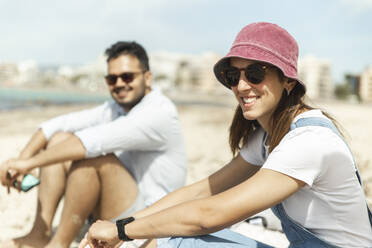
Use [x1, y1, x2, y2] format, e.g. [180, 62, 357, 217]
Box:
[71, 154, 122, 171]
[67, 159, 101, 187]
[42, 132, 76, 172]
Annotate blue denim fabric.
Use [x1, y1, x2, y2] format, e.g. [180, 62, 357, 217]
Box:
[271, 204, 339, 248]
[158, 117, 372, 248]
[157, 229, 274, 248]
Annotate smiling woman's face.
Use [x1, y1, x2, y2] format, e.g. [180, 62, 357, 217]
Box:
[230, 57, 288, 131]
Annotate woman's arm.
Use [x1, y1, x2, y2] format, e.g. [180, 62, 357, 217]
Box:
[125, 168, 305, 239]
[134, 155, 259, 219]
[80, 158, 275, 247]
[82, 168, 305, 248]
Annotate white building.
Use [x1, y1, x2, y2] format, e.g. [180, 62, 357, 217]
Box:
[150, 51, 184, 90]
[150, 51, 222, 92]
[0, 60, 39, 86]
[298, 55, 333, 100]
[360, 66, 372, 102]
[55, 55, 107, 92]
[189, 52, 222, 92]
[0, 62, 18, 86]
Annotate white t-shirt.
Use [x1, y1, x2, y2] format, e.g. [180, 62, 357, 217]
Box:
[240, 110, 372, 247]
[40, 89, 187, 206]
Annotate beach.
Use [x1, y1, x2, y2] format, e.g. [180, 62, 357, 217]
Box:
[0, 94, 371, 247]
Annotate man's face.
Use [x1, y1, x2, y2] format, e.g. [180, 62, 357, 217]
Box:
[106, 54, 151, 111]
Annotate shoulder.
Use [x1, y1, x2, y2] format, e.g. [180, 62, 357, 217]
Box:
[285, 109, 340, 144]
[240, 127, 266, 166]
[281, 109, 345, 155]
[265, 110, 352, 185]
[133, 89, 177, 114]
[125, 90, 179, 127]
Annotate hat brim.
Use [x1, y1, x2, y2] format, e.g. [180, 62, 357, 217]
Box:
[214, 44, 305, 91]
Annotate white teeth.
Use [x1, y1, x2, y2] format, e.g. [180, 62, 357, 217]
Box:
[243, 97, 256, 104]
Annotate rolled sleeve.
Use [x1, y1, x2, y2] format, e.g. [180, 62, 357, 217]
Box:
[75, 110, 170, 158]
[239, 128, 266, 166]
[40, 119, 63, 140]
[39, 102, 110, 140]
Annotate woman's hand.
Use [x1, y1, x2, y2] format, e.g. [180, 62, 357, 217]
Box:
[0, 158, 33, 192]
[79, 220, 121, 248]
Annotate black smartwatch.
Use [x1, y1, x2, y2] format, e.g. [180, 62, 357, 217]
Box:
[116, 216, 135, 241]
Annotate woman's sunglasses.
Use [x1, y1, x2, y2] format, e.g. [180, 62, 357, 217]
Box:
[220, 63, 271, 87]
[105, 71, 144, 86]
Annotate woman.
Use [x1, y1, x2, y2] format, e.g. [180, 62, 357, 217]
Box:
[80, 22, 372, 248]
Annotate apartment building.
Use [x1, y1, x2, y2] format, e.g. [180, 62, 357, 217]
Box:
[360, 66, 372, 102]
[298, 55, 333, 100]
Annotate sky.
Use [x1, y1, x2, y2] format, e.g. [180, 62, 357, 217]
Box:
[1, 0, 372, 82]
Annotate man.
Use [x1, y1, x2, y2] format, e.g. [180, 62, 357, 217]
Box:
[0, 41, 187, 248]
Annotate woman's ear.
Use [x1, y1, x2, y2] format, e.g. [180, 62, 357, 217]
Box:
[284, 79, 297, 94]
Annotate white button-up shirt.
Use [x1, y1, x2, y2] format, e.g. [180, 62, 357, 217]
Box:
[40, 89, 187, 206]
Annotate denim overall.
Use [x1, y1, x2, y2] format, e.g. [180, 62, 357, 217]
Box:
[158, 117, 372, 248]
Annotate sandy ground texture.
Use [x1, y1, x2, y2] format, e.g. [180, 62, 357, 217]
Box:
[0, 94, 371, 248]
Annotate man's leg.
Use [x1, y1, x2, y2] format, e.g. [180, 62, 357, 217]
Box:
[0, 132, 72, 248]
[46, 154, 139, 248]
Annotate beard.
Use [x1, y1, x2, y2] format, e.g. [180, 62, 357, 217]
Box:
[112, 79, 147, 111]
[117, 92, 145, 110]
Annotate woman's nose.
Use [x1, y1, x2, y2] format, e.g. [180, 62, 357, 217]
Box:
[237, 71, 252, 91]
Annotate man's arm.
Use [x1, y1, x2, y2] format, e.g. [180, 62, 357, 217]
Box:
[18, 129, 47, 159]
[40, 103, 108, 143]
[74, 107, 181, 159]
[18, 102, 108, 160]
[0, 134, 86, 186]
[21, 134, 86, 172]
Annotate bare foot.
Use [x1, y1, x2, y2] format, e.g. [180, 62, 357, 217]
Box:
[0, 235, 49, 248]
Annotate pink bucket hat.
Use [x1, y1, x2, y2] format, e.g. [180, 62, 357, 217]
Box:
[214, 22, 305, 91]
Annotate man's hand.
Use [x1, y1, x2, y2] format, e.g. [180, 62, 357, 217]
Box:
[79, 220, 121, 248]
[0, 158, 32, 193]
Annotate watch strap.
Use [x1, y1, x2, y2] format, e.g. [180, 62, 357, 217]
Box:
[116, 216, 135, 241]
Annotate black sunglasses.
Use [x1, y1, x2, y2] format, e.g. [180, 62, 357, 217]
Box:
[105, 71, 144, 86]
[220, 63, 271, 87]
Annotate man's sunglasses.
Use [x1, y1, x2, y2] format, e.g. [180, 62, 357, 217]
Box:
[220, 63, 271, 87]
[105, 71, 144, 86]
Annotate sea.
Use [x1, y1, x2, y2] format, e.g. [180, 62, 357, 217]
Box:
[0, 87, 110, 111]
[0, 87, 234, 111]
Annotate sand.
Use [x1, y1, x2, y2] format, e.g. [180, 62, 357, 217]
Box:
[0, 94, 371, 248]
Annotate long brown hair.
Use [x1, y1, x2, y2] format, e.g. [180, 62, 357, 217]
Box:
[229, 69, 340, 156]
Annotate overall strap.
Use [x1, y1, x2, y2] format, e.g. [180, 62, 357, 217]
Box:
[290, 117, 339, 135]
[290, 116, 372, 226]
